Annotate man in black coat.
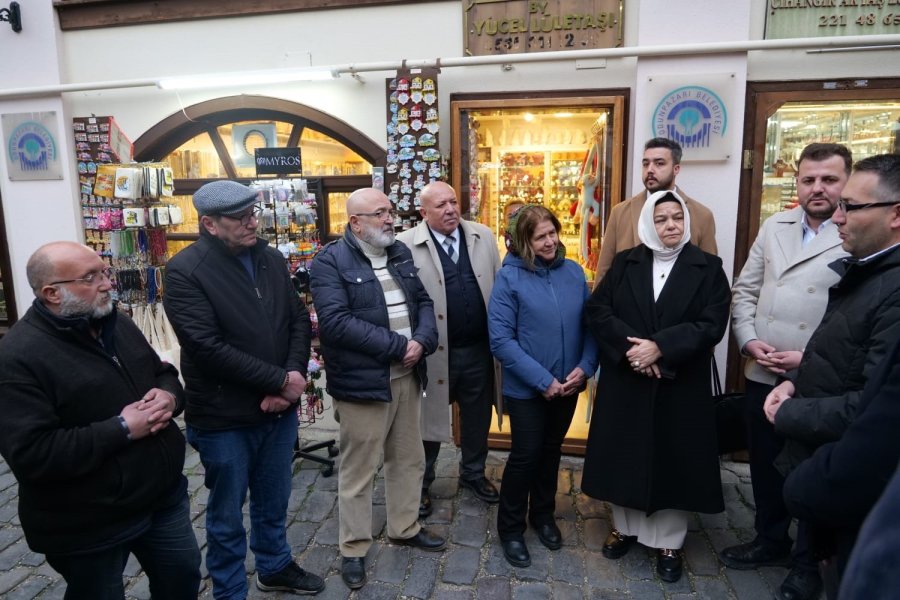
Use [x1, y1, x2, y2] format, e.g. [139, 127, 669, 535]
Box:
[310, 188, 442, 590]
[765, 153, 900, 599]
[783, 336, 900, 593]
[0, 241, 200, 599]
[164, 181, 324, 598]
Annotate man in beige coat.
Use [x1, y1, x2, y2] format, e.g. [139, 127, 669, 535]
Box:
[593, 137, 717, 285]
[397, 182, 502, 517]
[722, 143, 851, 600]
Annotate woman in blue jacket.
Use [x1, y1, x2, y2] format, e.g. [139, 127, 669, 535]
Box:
[488, 205, 599, 568]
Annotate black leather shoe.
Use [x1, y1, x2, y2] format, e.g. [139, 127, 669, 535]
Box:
[720, 539, 792, 570]
[533, 521, 562, 550]
[341, 556, 366, 590]
[656, 548, 683, 583]
[602, 529, 637, 559]
[777, 567, 823, 600]
[388, 527, 447, 551]
[501, 539, 531, 568]
[459, 477, 500, 503]
[419, 490, 433, 518]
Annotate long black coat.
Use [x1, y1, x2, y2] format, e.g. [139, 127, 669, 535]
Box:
[582, 243, 730, 515]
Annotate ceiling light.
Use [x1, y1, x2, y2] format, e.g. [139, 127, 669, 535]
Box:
[157, 67, 336, 91]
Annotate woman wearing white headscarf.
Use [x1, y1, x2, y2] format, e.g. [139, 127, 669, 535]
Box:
[581, 190, 731, 583]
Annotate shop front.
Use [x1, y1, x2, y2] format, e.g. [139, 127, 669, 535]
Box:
[727, 76, 900, 389]
[450, 90, 628, 453]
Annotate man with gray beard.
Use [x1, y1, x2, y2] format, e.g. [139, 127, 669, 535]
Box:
[310, 188, 442, 590]
[0, 242, 200, 599]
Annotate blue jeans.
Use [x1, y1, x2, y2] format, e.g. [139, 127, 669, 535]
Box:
[45, 489, 201, 600]
[187, 410, 298, 600]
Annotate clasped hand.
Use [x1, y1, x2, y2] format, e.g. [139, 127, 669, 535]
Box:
[119, 388, 176, 439]
[625, 337, 662, 379]
[543, 367, 587, 400]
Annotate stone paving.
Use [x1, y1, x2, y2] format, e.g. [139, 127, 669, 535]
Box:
[0, 428, 804, 599]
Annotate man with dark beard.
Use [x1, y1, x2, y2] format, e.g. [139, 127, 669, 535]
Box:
[310, 188, 442, 590]
[0, 241, 201, 599]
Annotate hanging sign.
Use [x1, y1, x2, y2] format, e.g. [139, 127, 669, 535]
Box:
[2, 111, 63, 181]
[464, 0, 623, 56]
[255, 148, 302, 176]
[766, 2, 900, 39]
[646, 73, 736, 162]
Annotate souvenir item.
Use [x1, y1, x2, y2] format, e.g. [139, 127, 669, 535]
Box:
[398, 147, 415, 161]
[423, 79, 437, 105]
[412, 159, 427, 173]
[419, 133, 436, 147]
[399, 163, 412, 179]
[397, 78, 410, 104]
[422, 148, 441, 162]
[123, 208, 147, 228]
[399, 134, 417, 148]
[411, 77, 424, 104]
[114, 167, 141, 200]
[386, 162, 398, 174]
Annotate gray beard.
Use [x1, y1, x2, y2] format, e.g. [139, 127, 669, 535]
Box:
[58, 286, 114, 319]
[361, 226, 395, 249]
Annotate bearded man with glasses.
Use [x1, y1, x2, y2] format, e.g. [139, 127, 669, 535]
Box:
[761, 153, 900, 598]
[164, 180, 324, 598]
[0, 241, 201, 599]
[310, 188, 443, 590]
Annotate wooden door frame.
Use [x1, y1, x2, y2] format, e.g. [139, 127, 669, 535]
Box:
[727, 77, 900, 391]
[448, 89, 630, 455]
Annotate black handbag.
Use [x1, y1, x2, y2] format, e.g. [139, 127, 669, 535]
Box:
[712, 356, 747, 455]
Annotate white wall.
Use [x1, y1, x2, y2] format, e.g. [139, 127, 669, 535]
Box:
[0, 1, 81, 315]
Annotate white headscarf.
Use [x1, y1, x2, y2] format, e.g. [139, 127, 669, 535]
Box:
[637, 189, 692, 299]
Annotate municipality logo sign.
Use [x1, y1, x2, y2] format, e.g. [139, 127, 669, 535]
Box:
[7, 121, 57, 172]
[652, 86, 727, 150]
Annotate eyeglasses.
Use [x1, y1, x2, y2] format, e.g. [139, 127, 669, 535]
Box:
[837, 199, 900, 213]
[352, 208, 398, 221]
[220, 206, 262, 226]
[49, 267, 114, 286]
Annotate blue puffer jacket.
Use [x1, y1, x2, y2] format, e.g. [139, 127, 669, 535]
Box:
[310, 227, 438, 402]
[488, 253, 599, 400]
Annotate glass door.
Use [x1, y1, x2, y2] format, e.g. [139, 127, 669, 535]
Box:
[450, 91, 627, 454]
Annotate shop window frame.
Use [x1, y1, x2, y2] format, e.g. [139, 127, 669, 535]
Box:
[133, 95, 385, 245]
[0, 198, 18, 334]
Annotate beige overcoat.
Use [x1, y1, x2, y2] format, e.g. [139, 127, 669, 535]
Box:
[397, 219, 503, 442]
[731, 206, 848, 385]
[594, 187, 718, 285]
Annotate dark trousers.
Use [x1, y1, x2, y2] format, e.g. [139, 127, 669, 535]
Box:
[745, 379, 814, 570]
[423, 340, 494, 489]
[497, 393, 577, 541]
[45, 492, 201, 600]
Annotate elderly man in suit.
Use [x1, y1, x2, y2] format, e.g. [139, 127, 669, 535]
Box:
[721, 143, 852, 600]
[397, 181, 502, 517]
[593, 137, 717, 284]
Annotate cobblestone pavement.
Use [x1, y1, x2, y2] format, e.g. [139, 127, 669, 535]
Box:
[0, 429, 803, 599]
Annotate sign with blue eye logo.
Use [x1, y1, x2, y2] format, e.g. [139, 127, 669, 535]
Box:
[647, 74, 735, 161]
[2, 111, 63, 181]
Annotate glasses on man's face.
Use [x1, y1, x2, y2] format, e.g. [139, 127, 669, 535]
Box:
[352, 208, 398, 221]
[221, 206, 262, 227]
[49, 267, 114, 287]
[837, 198, 900, 214]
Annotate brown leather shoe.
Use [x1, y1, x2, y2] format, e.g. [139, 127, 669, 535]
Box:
[602, 529, 637, 559]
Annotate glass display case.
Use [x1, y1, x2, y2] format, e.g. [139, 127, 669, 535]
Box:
[760, 100, 900, 226]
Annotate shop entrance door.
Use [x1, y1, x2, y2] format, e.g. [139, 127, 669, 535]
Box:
[728, 78, 900, 390]
[450, 90, 628, 455]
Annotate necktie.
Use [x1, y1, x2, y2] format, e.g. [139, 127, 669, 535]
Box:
[444, 236, 457, 263]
